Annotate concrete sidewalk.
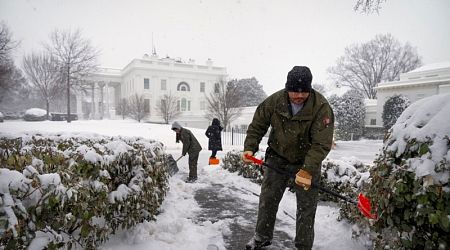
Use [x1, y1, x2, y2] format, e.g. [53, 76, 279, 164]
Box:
[193, 183, 296, 250]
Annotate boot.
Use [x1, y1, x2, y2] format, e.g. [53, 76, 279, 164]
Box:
[245, 237, 271, 250]
[185, 176, 197, 183]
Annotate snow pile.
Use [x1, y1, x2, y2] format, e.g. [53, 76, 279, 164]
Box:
[24, 108, 47, 117]
[386, 92, 450, 184]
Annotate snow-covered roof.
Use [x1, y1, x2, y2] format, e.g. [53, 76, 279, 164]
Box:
[408, 61, 450, 73]
[377, 61, 450, 90]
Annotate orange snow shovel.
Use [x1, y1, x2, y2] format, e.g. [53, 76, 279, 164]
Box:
[245, 155, 377, 220]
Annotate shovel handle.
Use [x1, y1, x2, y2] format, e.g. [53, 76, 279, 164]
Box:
[175, 155, 184, 162]
[245, 154, 357, 204]
[244, 153, 376, 219]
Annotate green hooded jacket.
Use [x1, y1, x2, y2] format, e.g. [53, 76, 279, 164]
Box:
[172, 121, 202, 156]
[244, 89, 334, 175]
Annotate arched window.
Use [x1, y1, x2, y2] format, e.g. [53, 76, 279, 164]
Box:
[177, 82, 190, 91]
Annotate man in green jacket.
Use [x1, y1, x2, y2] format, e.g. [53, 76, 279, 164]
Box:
[242, 66, 334, 250]
[172, 121, 202, 182]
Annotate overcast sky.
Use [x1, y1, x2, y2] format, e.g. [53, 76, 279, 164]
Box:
[1, 0, 450, 95]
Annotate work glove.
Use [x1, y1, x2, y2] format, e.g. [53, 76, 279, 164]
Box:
[241, 151, 254, 164]
[295, 169, 312, 190]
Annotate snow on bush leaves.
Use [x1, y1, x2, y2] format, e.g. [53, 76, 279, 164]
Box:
[0, 133, 170, 249]
[368, 93, 450, 249]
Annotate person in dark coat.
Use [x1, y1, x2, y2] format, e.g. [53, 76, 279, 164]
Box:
[171, 121, 202, 182]
[242, 66, 334, 250]
[205, 118, 223, 158]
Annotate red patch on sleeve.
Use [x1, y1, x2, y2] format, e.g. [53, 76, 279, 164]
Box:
[322, 116, 331, 126]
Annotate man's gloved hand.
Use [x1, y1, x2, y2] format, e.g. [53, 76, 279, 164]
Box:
[295, 169, 312, 190]
[241, 151, 254, 164]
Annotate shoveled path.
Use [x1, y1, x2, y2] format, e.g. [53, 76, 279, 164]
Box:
[193, 182, 296, 250]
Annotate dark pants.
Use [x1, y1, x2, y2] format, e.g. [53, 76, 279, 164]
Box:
[254, 157, 319, 250]
[210, 149, 217, 158]
[188, 151, 199, 179]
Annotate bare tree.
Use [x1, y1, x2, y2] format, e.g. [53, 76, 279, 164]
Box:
[0, 22, 26, 104]
[116, 98, 128, 120]
[0, 21, 19, 62]
[128, 94, 147, 122]
[46, 29, 99, 122]
[205, 80, 243, 130]
[328, 34, 421, 99]
[354, 0, 386, 14]
[155, 93, 181, 124]
[22, 52, 64, 119]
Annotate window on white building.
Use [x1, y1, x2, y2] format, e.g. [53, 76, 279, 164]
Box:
[370, 119, 376, 125]
[181, 98, 187, 111]
[161, 79, 167, 90]
[177, 100, 180, 111]
[144, 99, 150, 113]
[144, 78, 150, 90]
[200, 82, 205, 92]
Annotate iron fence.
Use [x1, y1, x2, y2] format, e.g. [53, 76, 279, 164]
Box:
[221, 128, 268, 146]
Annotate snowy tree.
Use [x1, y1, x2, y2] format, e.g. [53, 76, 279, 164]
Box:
[354, 0, 386, 13]
[312, 83, 328, 96]
[128, 94, 147, 122]
[329, 90, 365, 140]
[155, 93, 181, 124]
[328, 34, 421, 99]
[22, 52, 64, 119]
[46, 28, 99, 123]
[382, 94, 410, 130]
[205, 80, 243, 130]
[232, 77, 267, 107]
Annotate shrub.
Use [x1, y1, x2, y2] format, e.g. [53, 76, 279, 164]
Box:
[221, 150, 264, 184]
[0, 133, 170, 249]
[367, 93, 450, 249]
[382, 94, 410, 130]
[23, 108, 47, 121]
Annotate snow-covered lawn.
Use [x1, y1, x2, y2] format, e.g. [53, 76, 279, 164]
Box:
[0, 120, 382, 249]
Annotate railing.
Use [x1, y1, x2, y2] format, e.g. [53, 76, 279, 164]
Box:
[221, 128, 268, 146]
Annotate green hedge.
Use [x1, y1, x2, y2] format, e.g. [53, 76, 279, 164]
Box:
[367, 136, 450, 249]
[0, 133, 170, 249]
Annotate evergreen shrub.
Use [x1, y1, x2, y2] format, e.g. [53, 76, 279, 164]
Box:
[0, 133, 170, 249]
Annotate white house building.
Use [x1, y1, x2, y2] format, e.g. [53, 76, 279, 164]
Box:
[76, 53, 227, 128]
[374, 62, 450, 127]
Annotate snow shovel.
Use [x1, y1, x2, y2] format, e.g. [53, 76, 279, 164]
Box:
[166, 154, 183, 176]
[245, 155, 377, 220]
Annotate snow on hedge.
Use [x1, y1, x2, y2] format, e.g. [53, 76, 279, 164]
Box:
[385, 92, 450, 185]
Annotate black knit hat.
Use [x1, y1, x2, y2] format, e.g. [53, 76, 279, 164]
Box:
[285, 66, 313, 92]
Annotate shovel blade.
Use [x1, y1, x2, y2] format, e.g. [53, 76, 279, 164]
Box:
[357, 193, 377, 219]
